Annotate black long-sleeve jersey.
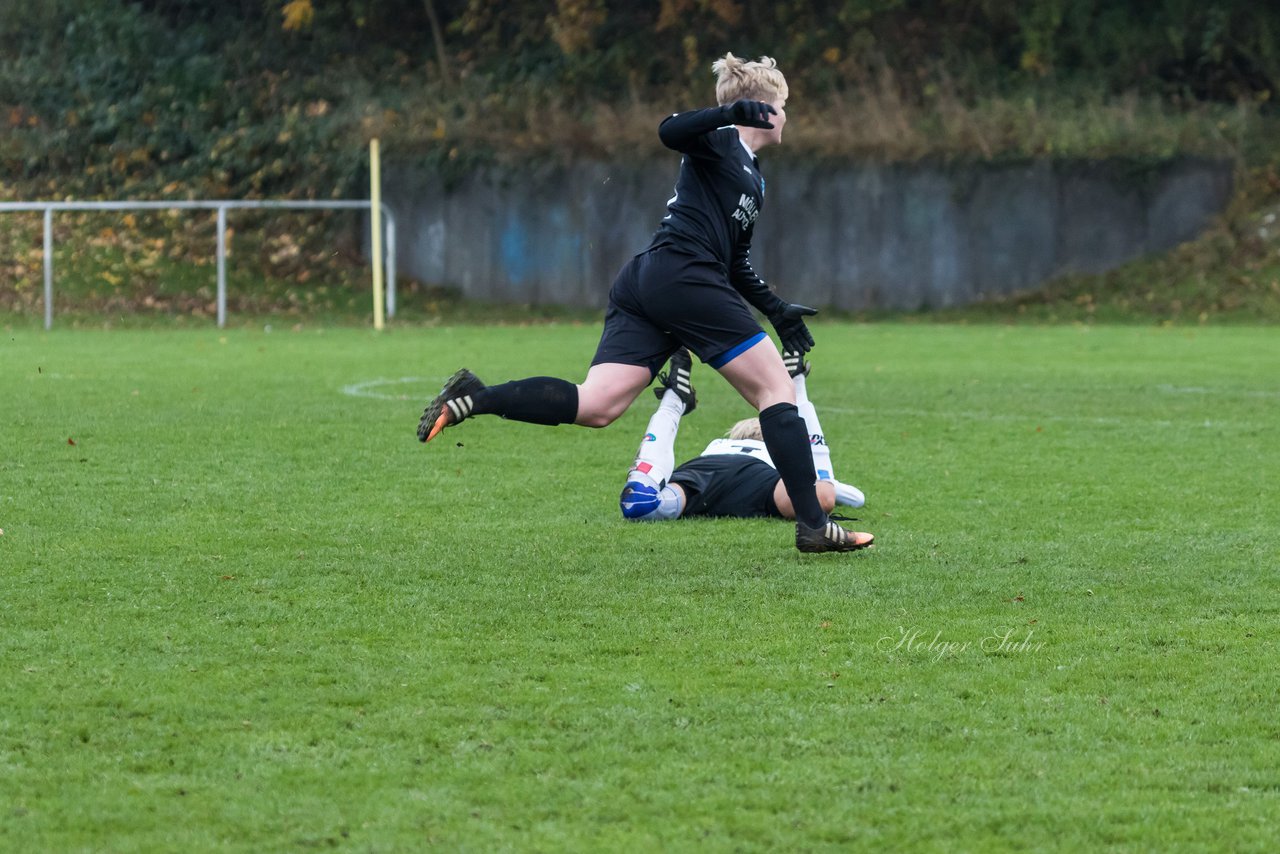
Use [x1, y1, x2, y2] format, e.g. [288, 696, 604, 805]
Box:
[648, 107, 786, 318]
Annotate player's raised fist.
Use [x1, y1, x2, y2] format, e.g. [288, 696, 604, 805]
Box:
[724, 100, 776, 129]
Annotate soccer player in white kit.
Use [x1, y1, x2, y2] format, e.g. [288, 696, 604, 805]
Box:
[620, 348, 869, 536]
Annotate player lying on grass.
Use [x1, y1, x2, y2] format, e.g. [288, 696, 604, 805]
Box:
[619, 348, 871, 541]
[416, 53, 873, 553]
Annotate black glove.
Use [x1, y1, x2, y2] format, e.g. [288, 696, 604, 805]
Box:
[768, 303, 818, 354]
[723, 99, 776, 129]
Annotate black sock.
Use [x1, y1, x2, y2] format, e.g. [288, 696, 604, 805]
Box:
[759, 402, 826, 529]
[470, 377, 579, 425]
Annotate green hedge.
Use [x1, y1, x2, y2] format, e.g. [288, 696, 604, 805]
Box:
[2, 1, 1276, 200]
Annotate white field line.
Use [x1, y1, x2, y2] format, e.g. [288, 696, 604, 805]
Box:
[1155, 384, 1280, 399]
[820, 406, 1270, 431]
[342, 377, 445, 401]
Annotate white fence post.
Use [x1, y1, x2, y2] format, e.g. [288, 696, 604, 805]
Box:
[216, 205, 228, 328]
[385, 207, 397, 318]
[43, 208, 54, 331]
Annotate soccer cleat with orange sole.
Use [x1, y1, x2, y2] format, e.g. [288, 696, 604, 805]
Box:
[417, 369, 486, 442]
[795, 519, 874, 552]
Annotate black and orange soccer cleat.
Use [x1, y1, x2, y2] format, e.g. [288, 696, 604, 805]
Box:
[796, 519, 874, 553]
[417, 368, 485, 442]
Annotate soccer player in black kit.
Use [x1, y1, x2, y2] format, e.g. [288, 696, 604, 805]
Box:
[418, 53, 874, 552]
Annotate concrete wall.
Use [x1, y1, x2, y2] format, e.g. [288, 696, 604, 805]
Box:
[383, 157, 1233, 311]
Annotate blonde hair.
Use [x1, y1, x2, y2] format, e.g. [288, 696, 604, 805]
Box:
[727, 417, 763, 441]
[711, 53, 788, 105]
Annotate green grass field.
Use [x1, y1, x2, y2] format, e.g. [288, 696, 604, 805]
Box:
[3, 322, 1278, 851]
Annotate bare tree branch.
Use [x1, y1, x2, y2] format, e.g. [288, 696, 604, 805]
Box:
[422, 0, 451, 87]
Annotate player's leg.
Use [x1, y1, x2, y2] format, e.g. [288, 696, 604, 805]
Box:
[716, 338, 819, 529]
[833, 480, 865, 508]
[574, 363, 655, 427]
[419, 362, 652, 442]
[716, 339, 872, 551]
[771, 478, 836, 519]
[420, 258, 670, 442]
[620, 349, 697, 521]
[627, 348, 697, 484]
[620, 477, 688, 521]
[784, 351, 833, 481]
[785, 349, 864, 508]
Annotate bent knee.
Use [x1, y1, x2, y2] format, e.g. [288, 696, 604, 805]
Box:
[575, 397, 629, 428]
[777, 481, 836, 518]
[577, 409, 620, 428]
[817, 481, 837, 514]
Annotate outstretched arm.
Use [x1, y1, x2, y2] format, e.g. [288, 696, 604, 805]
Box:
[659, 101, 777, 156]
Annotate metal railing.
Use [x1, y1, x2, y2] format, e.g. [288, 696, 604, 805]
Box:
[0, 199, 396, 329]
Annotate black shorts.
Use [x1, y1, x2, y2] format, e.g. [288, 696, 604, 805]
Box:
[668, 454, 783, 520]
[591, 244, 766, 376]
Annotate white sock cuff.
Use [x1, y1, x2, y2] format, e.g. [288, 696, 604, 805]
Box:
[833, 480, 865, 508]
[632, 397, 682, 486]
[659, 389, 686, 415]
[792, 372, 809, 402]
[795, 389, 832, 482]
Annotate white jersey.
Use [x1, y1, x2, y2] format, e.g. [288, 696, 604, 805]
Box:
[700, 438, 775, 469]
[697, 435, 861, 505]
